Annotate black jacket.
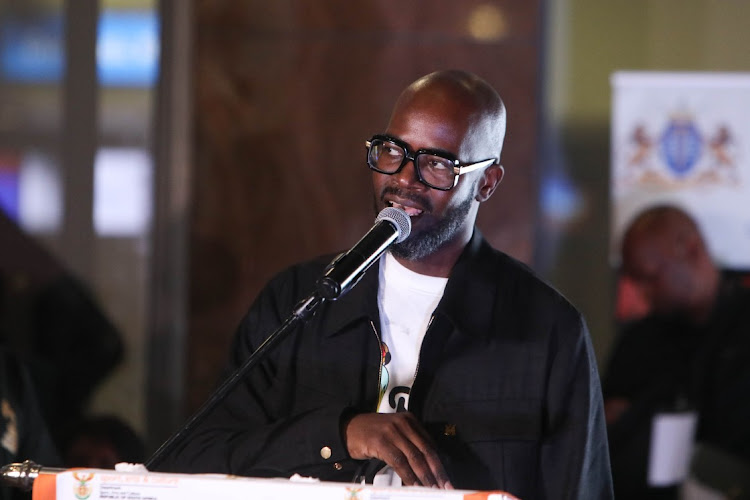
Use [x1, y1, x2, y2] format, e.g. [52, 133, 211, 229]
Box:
[161, 231, 613, 500]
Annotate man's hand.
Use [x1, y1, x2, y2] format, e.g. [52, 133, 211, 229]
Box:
[343, 412, 453, 489]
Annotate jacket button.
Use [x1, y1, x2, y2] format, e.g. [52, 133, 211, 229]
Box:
[320, 446, 332, 459]
[444, 423, 457, 436]
[334, 462, 343, 470]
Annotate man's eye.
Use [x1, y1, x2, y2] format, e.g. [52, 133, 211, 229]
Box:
[425, 158, 451, 170]
[384, 145, 403, 157]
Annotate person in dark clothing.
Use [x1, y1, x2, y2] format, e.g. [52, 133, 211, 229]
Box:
[0, 211, 124, 450]
[158, 70, 613, 499]
[603, 204, 750, 499]
[0, 347, 61, 500]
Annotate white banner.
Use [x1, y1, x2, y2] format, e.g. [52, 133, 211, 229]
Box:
[610, 71, 750, 269]
[40, 469, 519, 500]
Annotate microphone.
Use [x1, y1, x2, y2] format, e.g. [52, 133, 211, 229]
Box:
[316, 207, 411, 300]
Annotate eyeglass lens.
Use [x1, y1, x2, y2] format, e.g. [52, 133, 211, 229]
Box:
[368, 139, 455, 189]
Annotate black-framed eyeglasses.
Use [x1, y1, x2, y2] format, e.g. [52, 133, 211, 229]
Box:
[365, 134, 498, 191]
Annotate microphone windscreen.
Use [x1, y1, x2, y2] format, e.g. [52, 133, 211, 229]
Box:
[375, 207, 411, 243]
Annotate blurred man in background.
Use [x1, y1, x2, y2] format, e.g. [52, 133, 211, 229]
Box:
[603, 204, 750, 499]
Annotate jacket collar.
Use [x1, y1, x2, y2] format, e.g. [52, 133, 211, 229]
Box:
[320, 256, 381, 336]
[434, 229, 497, 339]
[321, 229, 497, 339]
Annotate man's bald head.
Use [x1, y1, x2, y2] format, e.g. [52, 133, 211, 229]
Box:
[621, 205, 719, 322]
[622, 206, 702, 277]
[389, 70, 506, 163]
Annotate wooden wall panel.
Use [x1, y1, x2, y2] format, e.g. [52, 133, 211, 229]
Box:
[187, 0, 543, 411]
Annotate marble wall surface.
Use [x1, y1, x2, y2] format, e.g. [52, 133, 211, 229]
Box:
[187, 0, 543, 411]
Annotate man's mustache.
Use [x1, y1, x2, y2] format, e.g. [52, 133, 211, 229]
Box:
[380, 186, 433, 213]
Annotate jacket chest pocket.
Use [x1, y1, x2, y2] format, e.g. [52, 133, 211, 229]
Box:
[424, 397, 543, 492]
[426, 397, 543, 443]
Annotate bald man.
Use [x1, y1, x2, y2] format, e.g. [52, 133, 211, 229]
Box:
[159, 70, 613, 499]
[603, 205, 750, 499]
[620, 206, 720, 324]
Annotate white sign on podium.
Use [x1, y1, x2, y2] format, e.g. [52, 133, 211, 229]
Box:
[31, 468, 520, 500]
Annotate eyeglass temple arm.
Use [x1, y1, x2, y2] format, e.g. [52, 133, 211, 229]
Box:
[455, 158, 498, 175]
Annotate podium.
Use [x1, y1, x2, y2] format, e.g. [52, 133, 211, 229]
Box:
[24, 467, 519, 500]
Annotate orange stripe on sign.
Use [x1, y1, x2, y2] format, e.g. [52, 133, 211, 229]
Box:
[32, 472, 57, 500]
[463, 492, 521, 500]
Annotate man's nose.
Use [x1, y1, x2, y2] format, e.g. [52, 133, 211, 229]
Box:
[393, 157, 422, 187]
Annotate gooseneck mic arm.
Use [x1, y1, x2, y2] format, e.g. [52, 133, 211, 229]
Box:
[144, 207, 410, 471]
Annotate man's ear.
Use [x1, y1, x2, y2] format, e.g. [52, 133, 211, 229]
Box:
[475, 163, 504, 202]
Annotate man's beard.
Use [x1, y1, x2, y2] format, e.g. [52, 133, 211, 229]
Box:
[388, 195, 473, 261]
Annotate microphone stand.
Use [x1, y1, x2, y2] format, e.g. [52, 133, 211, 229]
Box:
[144, 291, 324, 470]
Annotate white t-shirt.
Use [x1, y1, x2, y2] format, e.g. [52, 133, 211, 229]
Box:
[373, 251, 447, 486]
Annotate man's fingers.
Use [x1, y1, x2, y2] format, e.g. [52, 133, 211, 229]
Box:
[418, 443, 452, 488]
[383, 445, 421, 486]
[343, 412, 451, 488]
[392, 419, 448, 487]
[386, 431, 439, 487]
[389, 413, 451, 488]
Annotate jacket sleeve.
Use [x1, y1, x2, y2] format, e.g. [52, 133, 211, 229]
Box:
[155, 267, 362, 480]
[539, 312, 614, 500]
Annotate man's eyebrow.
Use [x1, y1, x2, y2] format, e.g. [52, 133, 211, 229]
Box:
[377, 133, 407, 148]
[386, 134, 457, 158]
[422, 146, 457, 158]
[381, 132, 460, 160]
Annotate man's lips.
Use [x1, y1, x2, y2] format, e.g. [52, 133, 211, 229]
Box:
[387, 200, 424, 217]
